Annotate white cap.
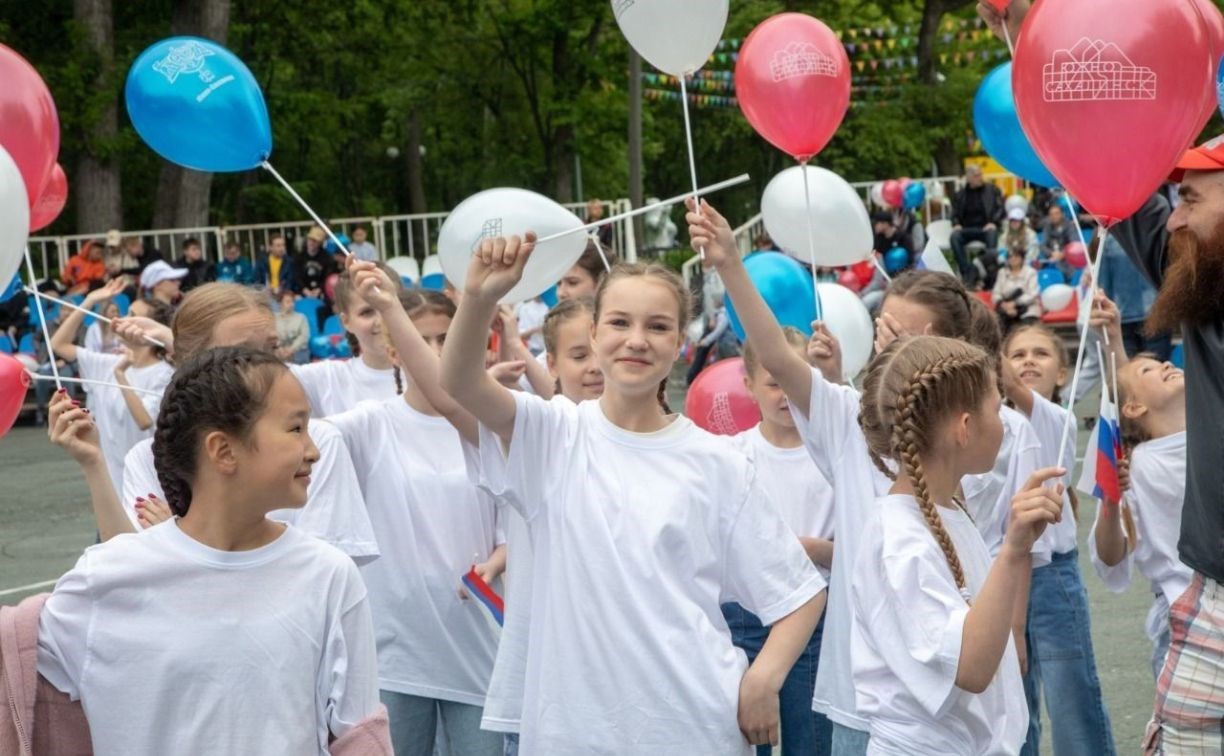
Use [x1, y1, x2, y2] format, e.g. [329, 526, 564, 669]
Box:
[1007, 207, 1026, 221]
[140, 260, 188, 289]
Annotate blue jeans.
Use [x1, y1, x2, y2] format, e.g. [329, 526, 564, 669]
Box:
[1021, 550, 1116, 756]
[380, 690, 502, 756]
[830, 721, 870, 755]
[722, 603, 832, 756]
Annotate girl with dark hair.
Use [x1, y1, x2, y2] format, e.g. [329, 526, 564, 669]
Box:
[37, 346, 386, 754]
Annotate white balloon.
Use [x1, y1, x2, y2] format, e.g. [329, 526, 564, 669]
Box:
[1005, 194, 1028, 214]
[0, 145, 30, 288]
[438, 188, 586, 304]
[760, 166, 873, 267]
[926, 219, 953, 250]
[869, 182, 886, 208]
[1040, 283, 1074, 312]
[816, 282, 873, 381]
[612, 0, 729, 76]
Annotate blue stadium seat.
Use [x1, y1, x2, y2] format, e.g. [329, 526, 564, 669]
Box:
[0, 336, 12, 354]
[322, 314, 344, 336]
[294, 297, 325, 337]
[112, 292, 131, 316]
[17, 333, 34, 354]
[1171, 343, 1185, 369]
[1037, 267, 1064, 290]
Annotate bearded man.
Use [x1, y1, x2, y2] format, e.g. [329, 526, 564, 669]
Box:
[979, 3, 1224, 753]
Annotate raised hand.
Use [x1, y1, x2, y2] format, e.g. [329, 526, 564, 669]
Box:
[113, 316, 173, 352]
[807, 321, 843, 383]
[1003, 466, 1066, 556]
[685, 198, 739, 270]
[47, 390, 102, 466]
[487, 360, 527, 388]
[874, 311, 912, 355]
[347, 259, 398, 312]
[83, 277, 126, 307]
[464, 234, 536, 303]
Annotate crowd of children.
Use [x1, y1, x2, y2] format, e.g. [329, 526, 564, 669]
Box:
[0, 187, 1200, 755]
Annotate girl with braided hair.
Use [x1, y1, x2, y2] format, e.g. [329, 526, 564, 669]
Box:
[324, 262, 505, 756]
[853, 335, 1064, 755]
[440, 236, 825, 753]
[37, 346, 387, 753]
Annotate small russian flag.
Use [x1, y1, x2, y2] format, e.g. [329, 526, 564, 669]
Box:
[916, 238, 955, 276]
[1076, 390, 1123, 504]
[461, 566, 504, 627]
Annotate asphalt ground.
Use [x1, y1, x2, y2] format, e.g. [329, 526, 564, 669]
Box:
[0, 377, 1157, 752]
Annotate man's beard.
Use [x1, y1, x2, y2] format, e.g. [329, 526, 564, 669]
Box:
[1145, 223, 1224, 336]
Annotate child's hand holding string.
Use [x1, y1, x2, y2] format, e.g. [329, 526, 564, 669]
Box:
[684, 198, 738, 270]
[465, 234, 536, 304]
[807, 321, 843, 383]
[1003, 467, 1066, 557]
[47, 390, 101, 467]
[348, 259, 398, 313]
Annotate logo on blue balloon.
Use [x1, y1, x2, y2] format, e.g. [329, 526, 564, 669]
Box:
[152, 40, 216, 84]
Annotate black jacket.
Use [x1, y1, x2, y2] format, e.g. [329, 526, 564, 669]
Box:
[952, 183, 1006, 229]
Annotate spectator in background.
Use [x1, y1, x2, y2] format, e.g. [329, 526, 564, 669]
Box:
[515, 294, 549, 356]
[586, 198, 615, 249]
[116, 233, 164, 280]
[1098, 233, 1172, 361]
[950, 164, 1005, 286]
[175, 237, 215, 292]
[685, 291, 737, 386]
[275, 289, 311, 365]
[871, 211, 914, 263]
[254, 233, 296, 295]
[61, 240, 107, 295]
[138, 260, 187, 307]
[998, 207, 1040, 265]
[992, 246, 1040, 334]
[348, 226, 379, 262]
[103, 229, 136, 287]
[215, 242, 255, 285]
[752, 232, 776, 253]
[1038, 203, 1077, 280]
[295, 226, 335, 299]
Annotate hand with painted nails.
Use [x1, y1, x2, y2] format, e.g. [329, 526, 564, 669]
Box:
[135, 493, 174, 528]
[47, 390, 102, 466]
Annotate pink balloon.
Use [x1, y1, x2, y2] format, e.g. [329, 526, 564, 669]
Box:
[0, 44, 59, 208]
[837, 268, 863, 293]
[324, 272, 340, 302]
[881, 179, 904, 208]
[0, 353, 31, 437]
[1063, 241, 1088, 269]
[29, 163, 66, 233]
[684, 358, 761, 436]
[735, 13, 850, 162]
[985, 0, 1012, 12]
[1013, 0, 1212, 226]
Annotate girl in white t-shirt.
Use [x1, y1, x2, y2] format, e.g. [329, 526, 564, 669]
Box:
[439, 235, 826, 754]
[50, 278, 174, 493]
[38, 346, 384, 755]
[728, 328, 836, 755]
[116, 283, 377, 560]
[290, 267, 400, 417]
[1088, 297, 1191, 679]
[326, 262, 505, 756]
[1000, 322, 1116, 753]
[853, 335, 1063, 755]
[689, 199, 1037, 753]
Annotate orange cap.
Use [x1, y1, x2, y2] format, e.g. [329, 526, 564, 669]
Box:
[1170, 134, 1224, 182]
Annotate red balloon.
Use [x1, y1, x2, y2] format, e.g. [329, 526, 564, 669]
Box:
[1063, 241, 1088, 269]
[0, 353, 31, 437]
[29, 163, 67, 233]
[0, 44, 60, 208]
[852, 260, 875, 288]
[1013, 0, 1212, 226]
[837, 268, 863, 293]
[685, 357, 761, 436]
[984, 0, 1012, 12]
[324, 272, 340, 302]
[881, 180, 904, 208]
[735, 13, 851, 161]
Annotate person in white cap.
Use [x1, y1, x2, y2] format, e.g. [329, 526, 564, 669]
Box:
[998, 206, 1039, 266]
[140, 260, 188, 307]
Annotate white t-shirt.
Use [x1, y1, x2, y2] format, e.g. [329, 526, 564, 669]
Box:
[122, 420, 379, 562]
[478, 392, 825, 755]
[37, 521, 380, 756]
[290, 358, 397, 417]
[962, 406, 1051, 566]
[787, 367, 892, 731]
[1025, 391, 1079, 555]
[1088, 432, 1192, 609]
[733, 424, 836, 579]
[852, 495, 1027, 755]
[515, 299, 549, 354]
[74, 349, 173, 493]
[325, 398, 503, 705]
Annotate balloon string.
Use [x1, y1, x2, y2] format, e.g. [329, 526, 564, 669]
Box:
[25, 372, 163, 396]
[678, 75, 706, 261]
[799, 163, 824, 320]
[590, 234, 612, 273]
[1002, 21, 1015, 57]
[24, 248, 61, 390]
[22, 287, 167, 349]
[1055, 224, 1108, 470]
[871, 254, 893, 283]
[261, 161, 351, 257]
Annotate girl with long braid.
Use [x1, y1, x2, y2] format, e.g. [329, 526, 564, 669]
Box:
[852, 335, 1063, 754]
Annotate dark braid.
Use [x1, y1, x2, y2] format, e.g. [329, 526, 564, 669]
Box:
[657, 377, 671, 414]
[153, 346, 288, 516]
[393, 364, 403, 394]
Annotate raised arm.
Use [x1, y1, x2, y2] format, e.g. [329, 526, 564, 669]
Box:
[348, 260, 479, 446]
[1087, 293, 1128, 385]
[50, 278, 126, 362]
[46, 390, 136, 540]
[440, 235, 537, 445]
[111, 352, 156, 431]
[686, 199, 813, 417]
[495, 305, 555, 398]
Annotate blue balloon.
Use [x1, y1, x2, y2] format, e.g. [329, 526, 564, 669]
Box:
[324, 233, 350, 254]
[726, 253, 815, 342]
[1217, 54, 1224, 119]
[902, 182, 926, 210]
[0, 273, 20, 304]
[540, 285, 558, 308]
[125, 37, 272, 172]
[884, 246, 910, 274]
[973, 63, 1059, 188]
